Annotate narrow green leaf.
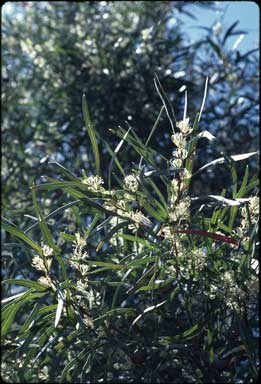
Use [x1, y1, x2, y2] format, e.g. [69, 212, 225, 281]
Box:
[2, 223, 42, 253]
[82, 95, 100, 174]
[48, 161, 80, 181]
[236, 165, 249, 198]
[1, 300, 24, 336]
[154, 74, 176, 133]
[38, 305, 58, 316]
[109, 127, 131, 189]
[60, 355, 80, 383]
[32, 181, 82, 191]
[19, 303, 40, 335]
[85, 260, 126, 270]
[230, 163, 238, 198]
[31, 188, 67, 281]
[117, 233, 160, 250]
[96, 220, 131, 251]
[146, 178, 168, 212]
[137, 278, 175, 292]
[127, 256, 156, 268]
[2, 279, 48, 292]
[59, 232, 76, 242]
[25, 200, 80, 234]
[143, 201, 164, 221]
[139, 106, 164, 168]
[103, 139, 126, 177]
[93, 307, 136, 323]
[207, 329, 213, 346]
[54, 329, 80, 352]
[83, 213, 100, 240]
[1, 290, 47, 336]
[175, 323, 200, 341]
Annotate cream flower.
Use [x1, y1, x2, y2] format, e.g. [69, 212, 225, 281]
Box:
[82, 175, 104, 192]
[176, 118, 193, 135]
[32, 255, 52, 273]
[131, 211, 152, 227]
[42, 244, 54, 257]
[171, 132, 186, 148]
[124, 174, 140, 192]
[172, 148, 188, 160]
[169, 197, 190, 222]
[170, 158, 183, 168]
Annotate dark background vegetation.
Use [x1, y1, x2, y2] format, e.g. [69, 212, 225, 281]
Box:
[1, 1, 259, 382]
[2, 1, 258, 222]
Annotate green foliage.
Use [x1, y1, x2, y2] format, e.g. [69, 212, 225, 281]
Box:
[1, 2, 259, 382]
[1, 78, 259, 382]
[2, 1, 258, 228]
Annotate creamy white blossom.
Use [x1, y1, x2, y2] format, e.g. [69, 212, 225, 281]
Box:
[131, 211, 152, 227]
[70, 232, 88, 274]
[42, 244, 53, 257]
[180, 168, 192, 180]
[76, 279, 89, 293]
[233, 196, 259, 245]
[74, 232, 86, 248]
[32, 255, 52, 273]
[172, 148, 188, 161]
[207, 269, 257, 314]
[169, 197, 190, 222]
[82, 175, 104, 192]
[176, 118, 193, 135]
[124, 174, 140, 192]
[171, 132, 186, 148]
[38, 276, 52, 286]
[242, 196, 259, 220]
[171, 179, 180, 195]
[170, 158, 183, 168]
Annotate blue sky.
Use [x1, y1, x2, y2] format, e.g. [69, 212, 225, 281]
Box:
[2, 1, 259, 53]
[177, 1, 259, 53]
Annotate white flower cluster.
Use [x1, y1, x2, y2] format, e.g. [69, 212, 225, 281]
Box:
[38, 275, 53, 288]
[31, 244, 53, 274]
[103, 198, 152, 234]
[170, 118, 192, 169]
[31, 255, 51, 273]
[208, 270, 258, 314]
[241, 196, 259, 224]
[70, 232, 89, 277]
[103, 199, 127, 217]
[130, 210, 152, 228]
[31, 244, 55, 289]
[169, 197, 191, 223]
[178, 248, 207, 280]
[164, 239, 207, 280]
[76, 279, 89, 293]
[82, 175, 105, 192]
[124, 173, 140, 193]
[233, 196, 259, 245]
[176, 118, 193, 135]
[168, 119, 193, 225]
[42, 244, 54, 257]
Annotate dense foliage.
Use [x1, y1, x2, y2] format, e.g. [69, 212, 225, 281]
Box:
[2, 81, 259, 382]
[1, 2, 259, 383]
[2, 1, 258, 222]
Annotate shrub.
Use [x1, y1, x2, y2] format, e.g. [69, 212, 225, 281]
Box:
[1, 79, 259, 383]
[2, 1, 258, 228]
